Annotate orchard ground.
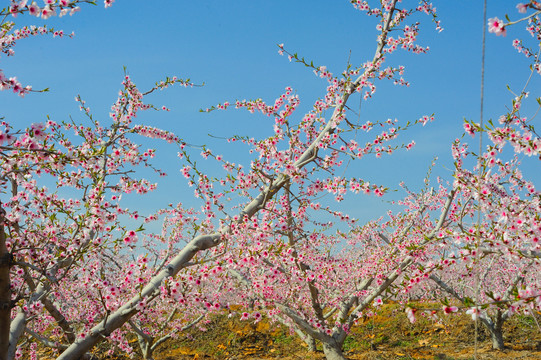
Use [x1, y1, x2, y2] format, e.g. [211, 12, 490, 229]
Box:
[36, 304, 541, 360]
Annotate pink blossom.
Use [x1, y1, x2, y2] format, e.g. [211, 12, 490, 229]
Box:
[466, 307, 480, 321]
[516, 3, 528, 13]
[9, 1, 25, 17]
[442, 306, 458, 314]
[405, 307, 416, 323]
[28, 2, 41, 16]
[135, 300, 146, 311]
[488, 17, 506, 36]
[463, 122, 475, 137]
[0, 132, 9, 146]
[41, 5, 55, 19]
[31, 123, 46, 140]
[123, 231, 138, 244]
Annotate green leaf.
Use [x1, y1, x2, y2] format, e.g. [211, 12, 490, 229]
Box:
[463, 297, 474, 307]
[440, 297, 450, 306]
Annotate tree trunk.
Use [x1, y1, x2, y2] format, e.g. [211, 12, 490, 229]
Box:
[479, 311, 505, 350]
[0, 209, 12, 360]
[306, 335, 317, 352]
[137, 335, 154, 360]
[489, 310, 505, 350]
[294, 328, 317, 352]
[489, 327, 505, 350]
[7, 311, 25, 360]
[322, 340, 347, 360]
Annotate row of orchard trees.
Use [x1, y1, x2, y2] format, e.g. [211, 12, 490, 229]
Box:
[1, 1, 540, 360]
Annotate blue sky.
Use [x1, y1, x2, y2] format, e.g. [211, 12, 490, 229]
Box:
[1, 1, 539, 224]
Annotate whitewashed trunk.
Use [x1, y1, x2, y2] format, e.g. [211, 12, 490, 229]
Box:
[322, 340, 347, 360]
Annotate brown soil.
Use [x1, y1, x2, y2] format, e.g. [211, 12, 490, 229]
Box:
[149, 304, 541, 360]
[35, 304, 541, 359]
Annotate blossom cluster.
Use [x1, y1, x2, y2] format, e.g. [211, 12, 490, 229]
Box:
[1, 0, 114, 96]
